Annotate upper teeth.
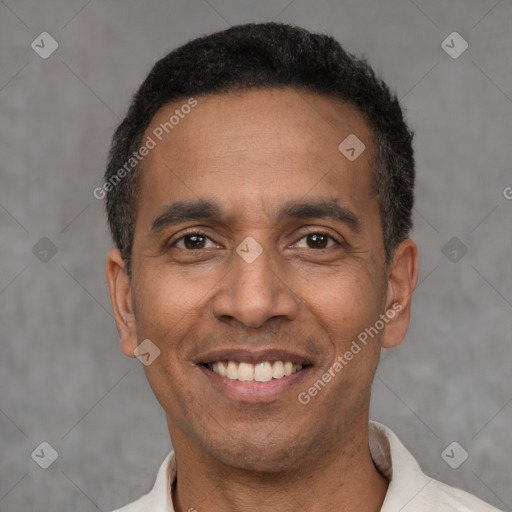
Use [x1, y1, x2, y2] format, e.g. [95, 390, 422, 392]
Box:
[208, 361, 303, 382]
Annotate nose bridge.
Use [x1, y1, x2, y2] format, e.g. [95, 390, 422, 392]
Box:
[212, 235, 298, 328]
[232, 237, 279, 314]
[234, 236, 274, 294]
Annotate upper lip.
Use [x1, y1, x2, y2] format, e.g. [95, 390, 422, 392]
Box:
[194, 348, 314, 366]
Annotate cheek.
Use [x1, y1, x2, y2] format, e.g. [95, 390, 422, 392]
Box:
[144, 360, 194, 419]
[131, 269, 208, 363]
[133, 267, 204, 338]
[305, 263, 384, 347]
[136, 296, 199, 423]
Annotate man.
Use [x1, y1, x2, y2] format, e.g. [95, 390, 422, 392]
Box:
[103, 22, 501, 512]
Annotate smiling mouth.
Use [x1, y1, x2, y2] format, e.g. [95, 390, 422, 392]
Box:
[200, 360, 311, 382]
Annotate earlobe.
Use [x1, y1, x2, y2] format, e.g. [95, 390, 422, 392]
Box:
[106, 248, 138, 358]
[381, 238, 419, 349]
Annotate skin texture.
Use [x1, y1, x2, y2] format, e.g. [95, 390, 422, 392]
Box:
[106, 88, 419, 512]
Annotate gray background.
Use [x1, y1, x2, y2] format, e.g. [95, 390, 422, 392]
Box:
[0, 0, 511, 510]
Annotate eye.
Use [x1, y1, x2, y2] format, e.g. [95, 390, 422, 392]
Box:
[171, 232, 218, 250]
[169, 231, 343, 252]
[294, 232, 341, 250]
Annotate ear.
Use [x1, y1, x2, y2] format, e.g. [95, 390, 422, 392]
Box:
[381, 238, 419, 349]
[106, 248, 138, 358]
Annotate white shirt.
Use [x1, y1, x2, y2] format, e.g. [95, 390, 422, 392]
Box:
[113, 421, 502, 511]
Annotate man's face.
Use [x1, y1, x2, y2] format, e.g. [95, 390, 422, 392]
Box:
[116, 89, 405, 471]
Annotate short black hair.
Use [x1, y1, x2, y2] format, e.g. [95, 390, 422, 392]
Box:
[104, 22, 414, 277]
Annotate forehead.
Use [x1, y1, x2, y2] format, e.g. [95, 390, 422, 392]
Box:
[137, 89, 376, 226]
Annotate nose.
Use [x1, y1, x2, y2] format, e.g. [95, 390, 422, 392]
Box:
[211, 239, 299, 329]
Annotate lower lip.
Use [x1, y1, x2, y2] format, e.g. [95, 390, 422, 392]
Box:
[199, 365, 312, 403]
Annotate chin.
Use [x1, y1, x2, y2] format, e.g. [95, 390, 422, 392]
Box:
[205, 431, 313, 473]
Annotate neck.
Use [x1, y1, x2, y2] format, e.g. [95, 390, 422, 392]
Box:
[169, 420, 388, 512]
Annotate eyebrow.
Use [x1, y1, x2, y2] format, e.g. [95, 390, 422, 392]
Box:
[150, 198, 360, 235]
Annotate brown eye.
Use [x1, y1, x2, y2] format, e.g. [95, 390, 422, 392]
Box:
[296, 232, 339, 250]
[172, 233, 215, 250]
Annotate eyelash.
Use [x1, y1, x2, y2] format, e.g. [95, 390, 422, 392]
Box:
[169, 230, 345, 251]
